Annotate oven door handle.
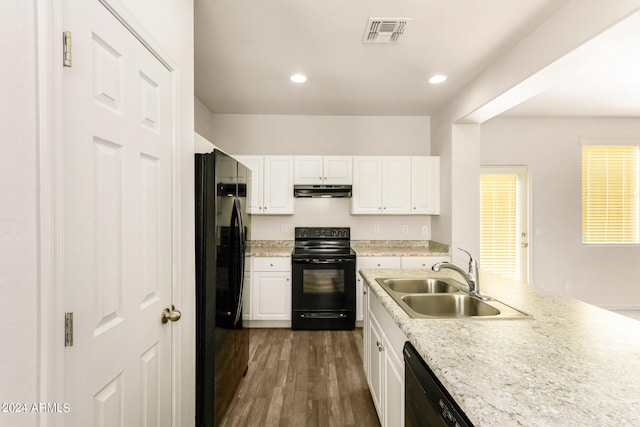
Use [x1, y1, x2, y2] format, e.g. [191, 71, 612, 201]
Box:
[293, 258, 353, 264]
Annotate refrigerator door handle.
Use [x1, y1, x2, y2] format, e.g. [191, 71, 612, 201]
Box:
[231, 198, 244, 325]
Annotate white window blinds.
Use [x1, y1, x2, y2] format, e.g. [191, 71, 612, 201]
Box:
[480, 174, 518, 280]
[582, 145, 639, 244]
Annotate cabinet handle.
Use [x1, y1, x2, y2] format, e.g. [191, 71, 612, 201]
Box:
[264, 206, 267, 210]
[363, 289, 367, 294]
[270, 263, 273, 267]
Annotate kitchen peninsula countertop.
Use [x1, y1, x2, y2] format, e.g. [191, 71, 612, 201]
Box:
[360, 268, 640, 426]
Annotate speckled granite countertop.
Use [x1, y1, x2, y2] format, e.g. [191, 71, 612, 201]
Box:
[248, 240, 449, 257]
[247, 240, 293, 257]
[352, 240, 449, 257]
[360, 268, 640, 426]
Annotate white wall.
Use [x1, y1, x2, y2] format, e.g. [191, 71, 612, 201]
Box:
[210, 114, 430, 155]
[195, 97, 214, 142]
[251, 198, 433, 241]
[481, 117, 640, 308]
[203, 114, 434, 240]
[0, 3, 38, 425]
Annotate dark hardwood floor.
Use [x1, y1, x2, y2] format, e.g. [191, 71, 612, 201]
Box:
[221, 328, 381, 427]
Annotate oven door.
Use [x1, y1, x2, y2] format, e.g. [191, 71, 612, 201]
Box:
[291, 257, 356, 329]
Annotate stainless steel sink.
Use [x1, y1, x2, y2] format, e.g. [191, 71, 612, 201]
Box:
[375, 276, 530, 319]
[376, 278, 459, 294]
[401, 294, 499, 317]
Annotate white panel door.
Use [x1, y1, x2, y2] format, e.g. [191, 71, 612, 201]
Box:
[382, 156, 411, 214]
[63, 1, 174, 425]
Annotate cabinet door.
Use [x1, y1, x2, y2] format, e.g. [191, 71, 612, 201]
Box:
[252, 271, 291, 320]
[236, 155, 264, 214]
[367, 310, 385, 420]
[356, 273, 364, 322]
[383, 337, 404, 427]
[411, 156, 440, 214]
[382, 156, 411, 214]
[263, 156, 294, 214]
[362, 282, 370, 376]
[323, 156, 353, 184]
[294, 156, 323, 185]
[352, 156, 382, 214]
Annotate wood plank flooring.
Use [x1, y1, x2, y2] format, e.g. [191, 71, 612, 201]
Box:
[221, 329, 381, 427]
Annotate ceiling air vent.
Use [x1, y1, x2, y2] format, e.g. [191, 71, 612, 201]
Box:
[363, 18, 412, 43]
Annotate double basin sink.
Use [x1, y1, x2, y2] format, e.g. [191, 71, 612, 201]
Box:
[375, 277, 529, 319]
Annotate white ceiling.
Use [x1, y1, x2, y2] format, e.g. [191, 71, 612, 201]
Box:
[194, 0, 640, 118]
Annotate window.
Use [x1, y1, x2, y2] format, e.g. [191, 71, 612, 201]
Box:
[480, 174, 519, 280]
[582, 145, 640, 244]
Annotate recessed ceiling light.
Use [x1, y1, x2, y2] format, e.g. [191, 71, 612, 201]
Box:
[429, 75, 447, 84]
[290, 73, 307, 83]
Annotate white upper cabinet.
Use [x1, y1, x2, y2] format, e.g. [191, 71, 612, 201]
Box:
[236, 155, 263, 214]
[352, 156, 383, 214]
[294, 155, 352, 185]
[263, 156, 294, 214]
[381, 156, 411, 214]
[236, 155, 294, 214]
[411, 156, 440, 214]
[352, 156, 439, 215]
[352, 156, 411, 214]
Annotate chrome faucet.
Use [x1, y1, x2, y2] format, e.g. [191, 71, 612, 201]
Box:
[432, 248, 488, 300]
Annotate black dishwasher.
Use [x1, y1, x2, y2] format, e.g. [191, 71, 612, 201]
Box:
[404, 342, 474, 427]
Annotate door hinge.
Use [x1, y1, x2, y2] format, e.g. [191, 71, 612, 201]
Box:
[63, 31, 72, 67]
[65, 312, 74, 347]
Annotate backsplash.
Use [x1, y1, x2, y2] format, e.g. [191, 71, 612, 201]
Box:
[249, 197, 433, 240]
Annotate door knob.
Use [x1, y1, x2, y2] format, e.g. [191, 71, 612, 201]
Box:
[161, 305, 181, 324]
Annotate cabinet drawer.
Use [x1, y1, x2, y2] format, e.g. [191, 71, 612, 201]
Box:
[253, 257, 291, 272]
[400, 256, 450, 269]
[357, 256, 401, 269]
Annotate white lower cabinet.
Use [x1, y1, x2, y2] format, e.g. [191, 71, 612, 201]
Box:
[251, 257, 291, 323]
[365, 282, 407, 427]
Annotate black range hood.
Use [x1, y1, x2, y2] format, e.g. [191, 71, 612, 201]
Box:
[294, 184, 352, 198]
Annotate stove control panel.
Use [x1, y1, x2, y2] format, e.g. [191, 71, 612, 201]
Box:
[295, 227, 350, 239]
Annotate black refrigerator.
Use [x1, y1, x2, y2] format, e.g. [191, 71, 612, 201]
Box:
[195, 150, 250, 426]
